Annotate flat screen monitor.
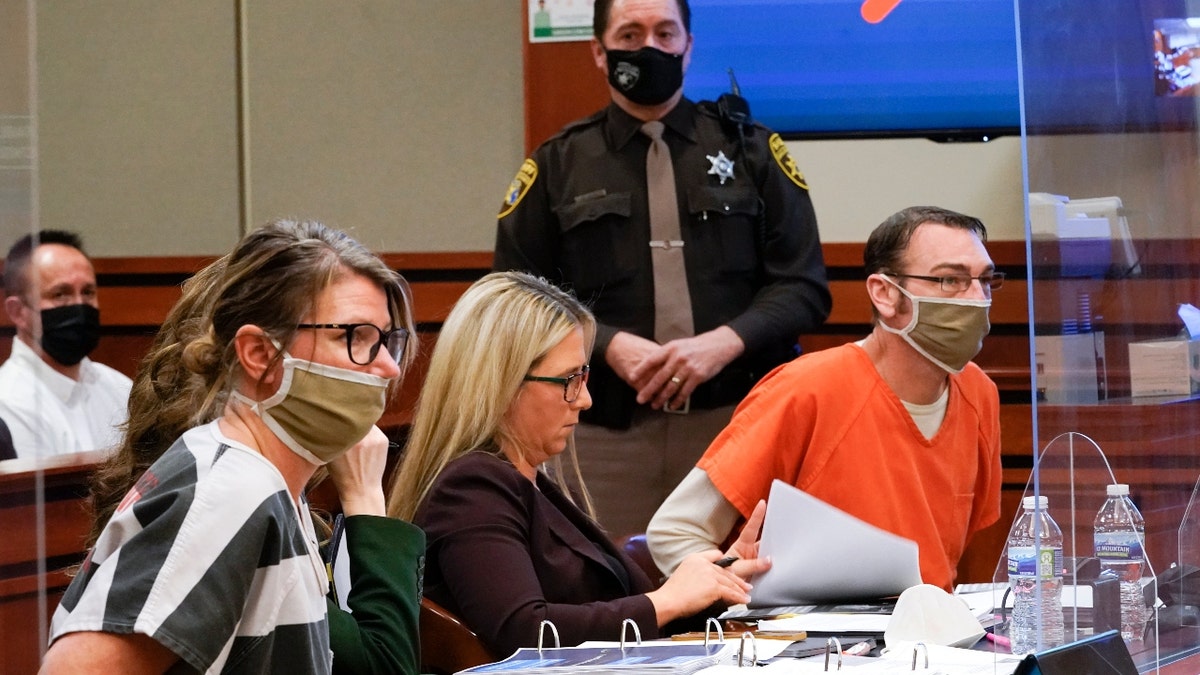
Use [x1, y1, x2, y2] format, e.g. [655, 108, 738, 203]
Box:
[682, 0, 1198, 140]
[684, 0, 1020, 140]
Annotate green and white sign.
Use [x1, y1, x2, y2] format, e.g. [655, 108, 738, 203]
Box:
[529, 0, 594, 43]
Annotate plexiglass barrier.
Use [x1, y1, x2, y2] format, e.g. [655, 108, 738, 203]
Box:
[1016, 0, 1200, 669]
[990, 433, 1165, 670]
[1, 0, 55, 671]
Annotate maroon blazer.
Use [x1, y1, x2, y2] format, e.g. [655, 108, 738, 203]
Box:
[414, 451, 658, 657]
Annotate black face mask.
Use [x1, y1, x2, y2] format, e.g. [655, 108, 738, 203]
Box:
[605, 46, 685, 106]
[40, 304, 100, 366]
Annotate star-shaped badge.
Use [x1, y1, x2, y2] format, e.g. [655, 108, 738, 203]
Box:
[706, 151, 735, 185]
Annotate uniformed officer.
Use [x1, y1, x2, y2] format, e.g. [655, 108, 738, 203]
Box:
[494, 0, 832, 538]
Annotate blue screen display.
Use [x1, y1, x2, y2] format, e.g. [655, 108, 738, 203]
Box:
[683, 0, 1022, 139]
[682, 0, 1196, 139]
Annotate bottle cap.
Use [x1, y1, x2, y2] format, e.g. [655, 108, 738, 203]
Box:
[1023, 495, 1049, 510]
[1107, 483, 1129, 496]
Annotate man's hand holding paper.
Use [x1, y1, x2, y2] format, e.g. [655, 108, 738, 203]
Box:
[750, 480, 922, 607]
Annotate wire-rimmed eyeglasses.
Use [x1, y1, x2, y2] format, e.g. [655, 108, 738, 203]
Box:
[297, 323, 409, 365]
[885, 272, 1005, 294]
[523, 364, 591, 402]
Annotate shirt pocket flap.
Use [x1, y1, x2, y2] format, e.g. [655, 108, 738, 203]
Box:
[554, 192, 632, 233]
[686, 185, 760, 218]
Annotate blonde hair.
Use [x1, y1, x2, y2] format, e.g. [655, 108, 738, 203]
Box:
[87, 219, 416, 548]
[387, 271, 595, 521]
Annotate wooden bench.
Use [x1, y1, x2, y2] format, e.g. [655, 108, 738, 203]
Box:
[0, 450, 106, 674]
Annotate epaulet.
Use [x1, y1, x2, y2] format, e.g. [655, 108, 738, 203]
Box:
[695, 98, 766, 137]
[695, 99, 722, 119]
[547, 108, 608, 142]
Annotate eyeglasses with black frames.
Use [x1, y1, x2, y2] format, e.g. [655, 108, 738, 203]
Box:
[885, 272, 1005, 294]
[296, 323, 409, 366]
[523, 364, 591, 402]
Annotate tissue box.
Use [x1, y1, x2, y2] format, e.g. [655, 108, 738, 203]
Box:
[1128, 338, 1200, 397]
[1036, 333, 1102, 403]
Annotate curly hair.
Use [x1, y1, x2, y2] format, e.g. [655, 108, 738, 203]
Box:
[86, 219, 416, 548]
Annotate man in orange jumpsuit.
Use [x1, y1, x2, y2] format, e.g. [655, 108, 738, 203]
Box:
[647, 205, 1003, 592]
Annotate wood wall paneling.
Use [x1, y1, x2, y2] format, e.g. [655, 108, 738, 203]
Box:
[522, 0, 609, 153]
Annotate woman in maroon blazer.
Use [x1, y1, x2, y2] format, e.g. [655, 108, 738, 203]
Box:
[387, 272, 768, 658]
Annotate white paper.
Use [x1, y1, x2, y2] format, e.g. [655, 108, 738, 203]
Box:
[578, 638, 792, 661]
[954, 584, 1094, 613]
[749, 480, 922, 606]
[955, 590, 1004, 621]
[1179, 303, 1200, 338]
[758, 613, 892, 633]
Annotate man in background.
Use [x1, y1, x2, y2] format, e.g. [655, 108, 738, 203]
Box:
[0, 230, 132, 459]
[494, 0, 830, 537]
[648, 206, 1003, 592]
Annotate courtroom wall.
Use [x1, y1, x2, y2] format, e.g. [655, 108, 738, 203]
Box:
[24, 2, 1185, 253]
[30, 0, 525, 256]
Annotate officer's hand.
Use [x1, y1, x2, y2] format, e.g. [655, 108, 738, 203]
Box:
[605, 331, 662, 388]
[631, 326, 745, 410]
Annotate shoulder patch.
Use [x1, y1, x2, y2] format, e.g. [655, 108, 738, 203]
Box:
[498, 158, 538, 218]
[768, 133, 809, 190]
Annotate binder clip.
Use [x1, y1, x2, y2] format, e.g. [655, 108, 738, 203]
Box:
[704, 617, 724, 647]
[536, 620, 560, 653]
[825, 637, 843, 671]
[619, 618, 642, 650]
[736, 631, 757, 667]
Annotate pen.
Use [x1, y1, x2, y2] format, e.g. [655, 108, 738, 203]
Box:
[985, 631, 1011, 651]
[715, 555, 739, 568]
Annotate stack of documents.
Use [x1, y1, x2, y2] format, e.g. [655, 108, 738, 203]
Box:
[755, 610, 892, 635]
[455, 643, 731, 674]
[695, 643, 1021, 674]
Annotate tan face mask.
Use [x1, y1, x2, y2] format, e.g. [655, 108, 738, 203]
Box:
[234, 354, 390, 465]
[879, 278, 991, 374]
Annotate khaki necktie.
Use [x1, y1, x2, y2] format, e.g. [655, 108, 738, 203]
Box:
[641, 120, 694, 343]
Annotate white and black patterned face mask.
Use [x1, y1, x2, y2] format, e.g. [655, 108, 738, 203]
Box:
[604, 46, 684, 106]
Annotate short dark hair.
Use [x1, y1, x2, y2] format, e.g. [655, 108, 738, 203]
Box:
[593, 0, 691, 40]
[3, 230, 87, 299]
[863, 206, 987, 276]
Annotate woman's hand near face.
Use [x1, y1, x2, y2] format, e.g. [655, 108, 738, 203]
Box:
[327, 425, 390, 516]
[644, 549, 760, 627]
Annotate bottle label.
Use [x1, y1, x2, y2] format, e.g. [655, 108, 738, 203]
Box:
[1094, 531, 1144, 562]
[1008, 545, 1063, 579]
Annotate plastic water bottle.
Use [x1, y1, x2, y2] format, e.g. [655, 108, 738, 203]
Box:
[1094, 484, 1147, 643]
[1007, 495, 1065, 655]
